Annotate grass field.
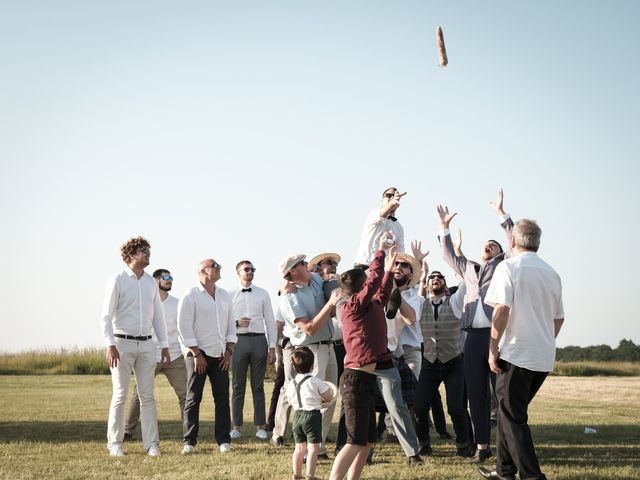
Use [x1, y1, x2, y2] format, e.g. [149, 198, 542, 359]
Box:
[0, 376, 639, 479]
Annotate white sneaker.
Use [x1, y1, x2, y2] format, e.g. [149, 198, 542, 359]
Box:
[147, 445, 161, 457]
[230, 429, 242, 439]
[219, 442, 231, 453]
[181, 444, 195, 455]
[109, 445, 124, 457]
[255, 429, 268, 440]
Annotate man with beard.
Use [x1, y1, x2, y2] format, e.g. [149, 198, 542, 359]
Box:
[437, 189, 513, 463]
[229, 260, 277, 441]
[124, 268, 187, 441]
[354, 187, 407, 269]
[414, 269, 473, 458]
[101, 237, 169, 457]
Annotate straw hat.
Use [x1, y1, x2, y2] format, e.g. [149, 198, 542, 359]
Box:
[309, 252, 341, 266]
[395, 253, 422, 287]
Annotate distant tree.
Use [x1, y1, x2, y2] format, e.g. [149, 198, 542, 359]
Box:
[556, 339, 639, 362]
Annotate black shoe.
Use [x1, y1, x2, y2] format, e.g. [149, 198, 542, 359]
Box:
[439, 431, 454, 440]
[419, 443, 433, 456]
[366, 447, 374, 465]
[317, 453, 330, 461]
[269, 436, 285, 447]
[386, 288, 401, 319]
[471, 448, 493, 463]
[408, 455, 423, 466]
[123, 433, 132, 442]
[477, 466, 516, 480]
[456, 445, 475, 457]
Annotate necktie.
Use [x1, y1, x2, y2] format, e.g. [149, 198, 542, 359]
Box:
[432, 301, 442, 321]
[242, 288, 252, 293]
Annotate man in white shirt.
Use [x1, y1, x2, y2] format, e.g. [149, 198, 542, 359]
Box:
[478, 219, 564, 480]
[178, 259, 237, 454]
[124, 268, 187, 441]
[354, 187, 407, 268]
[229, 260, 277, 441]
[101, 236, 170, 458]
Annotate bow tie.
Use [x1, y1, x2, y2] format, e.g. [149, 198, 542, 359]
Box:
[388, 216, 397, 222]
[242, 288, 252, 293]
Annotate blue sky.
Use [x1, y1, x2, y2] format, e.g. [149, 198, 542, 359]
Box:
[1, 1, 638, 351]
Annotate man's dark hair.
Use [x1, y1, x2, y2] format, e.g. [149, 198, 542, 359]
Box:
[340, 269, 368, 296]
[292, 346, 314, 374]
[153, 269, 170, 279]
[382, 186, 398, 197]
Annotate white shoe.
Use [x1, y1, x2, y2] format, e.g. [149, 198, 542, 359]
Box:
[219, 443, 231, 453]
[255, 429, 268, 440]
[109, 445, 124, 457]
[181, 444, 195, 455]
[230, 429, 242, 439]
[147, 445, 161, 457]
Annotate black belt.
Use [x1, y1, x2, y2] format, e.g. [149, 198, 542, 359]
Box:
[237, 333, 265, 337]
[114, 334, 152, 341]
[309, 340, 333, 345]
[333, 340, 343, 346]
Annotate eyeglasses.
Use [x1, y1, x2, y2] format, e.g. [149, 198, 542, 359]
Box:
[394, 261, 411, 269]
[161, 275, 173, 281]
[204, 262, 222, 270]
[320, 260, 338, 267]
[241, 267, 256, 273]
[428, 274, 445, 280]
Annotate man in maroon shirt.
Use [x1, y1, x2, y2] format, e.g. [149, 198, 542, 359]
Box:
[329, 233, 397, 480]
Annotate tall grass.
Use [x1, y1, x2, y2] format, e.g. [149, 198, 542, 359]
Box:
[0, 347, 108, 375]
[552, 361, 640, 377]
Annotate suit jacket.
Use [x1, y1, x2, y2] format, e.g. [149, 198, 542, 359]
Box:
[440, 216, 514, 329]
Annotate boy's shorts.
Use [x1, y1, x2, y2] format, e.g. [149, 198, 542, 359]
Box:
[340, 368, 377, 446]
[292, 409, 322, 444]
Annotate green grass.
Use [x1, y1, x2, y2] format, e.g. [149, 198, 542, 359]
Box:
[0, 375, 639, 479]
[552, 361, 640, 377]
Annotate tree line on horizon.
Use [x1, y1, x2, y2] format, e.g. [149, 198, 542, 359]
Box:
[556, 339, 639, 362]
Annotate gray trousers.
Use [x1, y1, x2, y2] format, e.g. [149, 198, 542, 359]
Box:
[231, 334, 268, 427]
[124, 355, 187, 438]
[374, 366, 420, 457]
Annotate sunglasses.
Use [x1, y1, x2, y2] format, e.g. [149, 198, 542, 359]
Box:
[394, 261, 411, 269]
[292, 260, 307, 269]
[428, 274, 445, 280]
[383, 192, 395, 199]
[241, 267, 256, 273]
[160, 275, 173, 281]
[204, 262, 222, 270]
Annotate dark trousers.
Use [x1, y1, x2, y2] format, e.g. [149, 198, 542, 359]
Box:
[183, 351, 231, 446]
[266, 360, 285, 428]
[431, 389, 447, 434]
[415, 354, 471, 448]
[333, 341, 348, 449]
[496, 360, 548, 480]
[464, 328, 494, 445]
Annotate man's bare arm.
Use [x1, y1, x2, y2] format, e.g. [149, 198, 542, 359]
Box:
[295, 289, 342, 337]
[489, 304, 510, 374]
[554, 318, 565, 338]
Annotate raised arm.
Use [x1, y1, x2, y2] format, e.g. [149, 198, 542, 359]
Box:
[490, 188, 514, 258]
[437, 204, 468, 276]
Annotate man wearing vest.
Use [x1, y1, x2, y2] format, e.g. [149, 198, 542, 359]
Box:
[415, 269, 474, 458]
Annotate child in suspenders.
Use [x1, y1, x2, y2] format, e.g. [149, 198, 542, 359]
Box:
[286, 346, 335, 480]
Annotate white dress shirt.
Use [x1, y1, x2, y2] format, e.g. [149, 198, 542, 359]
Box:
[228, 283, 277, 349]
[101, 266, 168, 349]
[177, 283, 237, 357]
[399, 287, 424, 348]
[154, 295, 181, 362]
[485, 252, 564, 372]
[354, 208, 405, 266]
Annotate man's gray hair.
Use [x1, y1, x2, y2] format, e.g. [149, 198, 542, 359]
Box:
[513, 219, 541, 252]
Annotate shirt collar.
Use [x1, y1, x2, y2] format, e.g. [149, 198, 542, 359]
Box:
[123, 265, 138, 278]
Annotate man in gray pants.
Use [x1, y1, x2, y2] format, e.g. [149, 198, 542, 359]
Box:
[229, 260, 277, 441]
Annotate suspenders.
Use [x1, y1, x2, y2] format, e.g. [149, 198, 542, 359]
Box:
[291, 375, 312, 409]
